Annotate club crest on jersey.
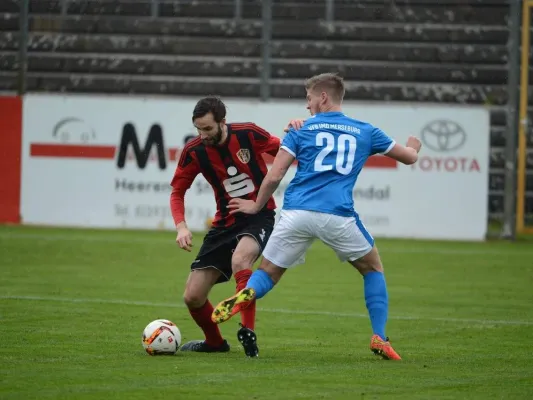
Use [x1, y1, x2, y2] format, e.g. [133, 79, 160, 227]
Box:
[236, 149, 251, 164]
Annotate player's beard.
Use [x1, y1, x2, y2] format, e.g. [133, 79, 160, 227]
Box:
[202, 125, 223, 146]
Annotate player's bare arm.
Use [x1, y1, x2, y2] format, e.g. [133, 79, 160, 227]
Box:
[228, 148, 295, 215]
[385, 136, 422, 165]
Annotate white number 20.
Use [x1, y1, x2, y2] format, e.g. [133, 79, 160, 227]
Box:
[314, 132, 357, 175]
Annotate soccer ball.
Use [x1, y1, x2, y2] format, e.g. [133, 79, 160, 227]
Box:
[142, 319, 181, 355]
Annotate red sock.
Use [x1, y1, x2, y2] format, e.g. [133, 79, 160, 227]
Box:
[188, 300, 224, 347]
[235, 269, 256, 330]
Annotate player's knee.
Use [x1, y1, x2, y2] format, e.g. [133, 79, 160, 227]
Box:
[350, 259, 384, 275]
[362, 263, 384, 274]
[183, 290, 207, 309]
[231, 253, 254, 273]
[349, 246, 384, 275]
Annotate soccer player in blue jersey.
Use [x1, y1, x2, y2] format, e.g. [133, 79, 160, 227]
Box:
[211, 73, 422, 359]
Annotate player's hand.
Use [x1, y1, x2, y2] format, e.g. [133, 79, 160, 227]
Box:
[406, 136, 422, 153]
[176, 228, 193, 252]
[283, 118, 306, 132]
[227, 198, 260, 215]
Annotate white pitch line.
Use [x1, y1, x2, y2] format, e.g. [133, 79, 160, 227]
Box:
[1, 232, 531, 256]
[1, 295, 532, 327]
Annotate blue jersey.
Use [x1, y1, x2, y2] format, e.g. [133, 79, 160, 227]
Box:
[281, 111, 395, 217]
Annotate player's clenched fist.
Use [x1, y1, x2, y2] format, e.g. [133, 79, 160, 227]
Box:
[176, 227, 193, 252]
[406, 136, 422, 153]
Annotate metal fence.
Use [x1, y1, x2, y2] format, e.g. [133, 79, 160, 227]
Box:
[16, 0, 343, 99]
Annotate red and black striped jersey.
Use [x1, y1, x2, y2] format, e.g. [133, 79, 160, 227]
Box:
[170, 123, 280, 228]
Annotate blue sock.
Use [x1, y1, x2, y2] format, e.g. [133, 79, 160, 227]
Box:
[364, 271, 388, 339]
[246, 270, 275, 299]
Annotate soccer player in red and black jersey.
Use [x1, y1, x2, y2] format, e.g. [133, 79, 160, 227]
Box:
[169, 96, 280, 357]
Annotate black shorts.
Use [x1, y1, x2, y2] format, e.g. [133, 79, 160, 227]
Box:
[191, 211, 275, 284]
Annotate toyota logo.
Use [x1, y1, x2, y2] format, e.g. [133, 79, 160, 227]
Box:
[420, 120, 466, 152]
[52, 117, 96, 143]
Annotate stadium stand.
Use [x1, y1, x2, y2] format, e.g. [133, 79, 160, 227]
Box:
[0, 0, 531, 221]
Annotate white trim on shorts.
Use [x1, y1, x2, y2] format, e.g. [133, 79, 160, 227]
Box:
[192, 265, 230, 281]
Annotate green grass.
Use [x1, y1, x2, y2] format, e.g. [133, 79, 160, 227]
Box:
[1, 225, 532, 399]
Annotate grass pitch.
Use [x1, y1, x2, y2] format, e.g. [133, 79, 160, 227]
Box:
[1, 225, 532, 399]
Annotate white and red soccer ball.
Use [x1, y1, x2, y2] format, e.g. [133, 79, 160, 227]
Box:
[142, 319, 181, 355]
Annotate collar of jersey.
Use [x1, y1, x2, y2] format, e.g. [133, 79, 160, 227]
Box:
[315, 111, 344, 117]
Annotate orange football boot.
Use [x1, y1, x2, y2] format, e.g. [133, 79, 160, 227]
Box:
[370, 334, 402, 360]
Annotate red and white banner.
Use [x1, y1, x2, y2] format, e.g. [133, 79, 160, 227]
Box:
[20, 94, 490, 240]
[0, 96, 22, 224]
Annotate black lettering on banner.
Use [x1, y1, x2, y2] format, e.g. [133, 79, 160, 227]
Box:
[353, 186, 390, 200]
[114, 179, 172, 193]
[185, 207, 213, 221]
[134, 205, 172, 218]
[114, 204, 129, 217]
[359, 215, 390, 227]
[117, 123, 166, 169]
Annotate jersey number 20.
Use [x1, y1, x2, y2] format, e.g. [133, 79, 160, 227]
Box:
[314, 132, 357, 175]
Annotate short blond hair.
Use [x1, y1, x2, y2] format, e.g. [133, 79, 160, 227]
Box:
[305, 73, 345, 103]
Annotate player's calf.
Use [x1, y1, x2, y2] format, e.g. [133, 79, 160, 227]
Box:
[234, 269, 256, 330]
[232, 235, 262, 329]
[183, 271, 227, 349]
[350, 247, 390, 348]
